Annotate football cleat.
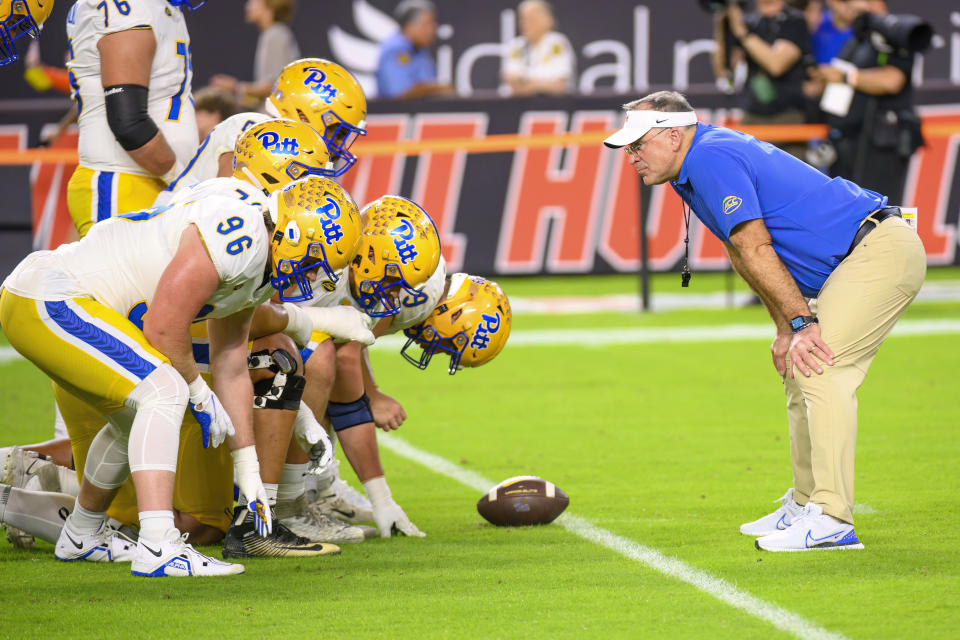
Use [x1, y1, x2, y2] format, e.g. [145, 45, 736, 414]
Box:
[350, 196, 442, 317]
[267, 58, 367, 176]
[275, 495, 365, 544]
[132, 529, 244, 577]
[402, 273, 512, 374]
[3, 446, 62, 549]
[55, 522, 137, 563]
[739, 488, 805, 536]
[221, 506, 341, 558]
[306, 469, 375, 525]
[755, 502, 864, 551]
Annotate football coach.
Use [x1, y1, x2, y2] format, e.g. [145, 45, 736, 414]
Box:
[604, 91, 925, 552]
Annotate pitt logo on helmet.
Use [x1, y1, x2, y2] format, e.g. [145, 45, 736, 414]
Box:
[468, 313, 501, 350]
[389, 219, 419, 265]
[257, 131, 300, 156]
[722, 195, 743, 215]
[302, 67, 339, 104]
[316, 196, 344, 245]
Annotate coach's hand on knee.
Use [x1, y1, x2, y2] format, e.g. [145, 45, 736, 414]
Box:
[771, 333, 791, 377]
[788, 325, 835, 378]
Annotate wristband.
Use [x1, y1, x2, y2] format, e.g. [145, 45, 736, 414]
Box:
[790, 315, 818, 333]
[844, 68, 859, 88]
[186, 375, 208, 402]
[282, 302, 313, 346]
[160, 158, 186, 186]
[362, 476, 392, 508]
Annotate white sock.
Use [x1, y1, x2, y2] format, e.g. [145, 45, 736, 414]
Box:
[67, 501, 105, 535]
[278, 463, 308, 502]
[263, 483, 278, 507]
[138, 510, 175, 543]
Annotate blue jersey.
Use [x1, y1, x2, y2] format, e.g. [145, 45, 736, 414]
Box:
[811, 11, 854, 65]
[670, 124, 886, 297]
[376, 32, 437, 99]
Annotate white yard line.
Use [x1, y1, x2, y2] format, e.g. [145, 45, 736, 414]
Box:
[379, 434, 849, 640]
[1, 319, 957, 365]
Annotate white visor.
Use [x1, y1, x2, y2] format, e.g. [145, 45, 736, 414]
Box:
[603, 110, 698, 149]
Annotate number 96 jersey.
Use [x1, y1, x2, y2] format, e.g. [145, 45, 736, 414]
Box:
[3, 196, 274, 323]
[66, 0, 198, 176]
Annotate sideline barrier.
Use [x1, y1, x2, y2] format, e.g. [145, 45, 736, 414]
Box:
[9, 123, 960, 164]
[1, 107, 959, 278]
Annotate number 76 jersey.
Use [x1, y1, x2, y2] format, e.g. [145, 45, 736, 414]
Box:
[66, 0, 198, 176]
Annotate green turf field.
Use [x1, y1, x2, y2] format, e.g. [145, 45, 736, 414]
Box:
[1, 270, 958, 639]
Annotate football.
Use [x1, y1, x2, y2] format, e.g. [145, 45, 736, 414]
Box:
[476, 476, 569, 526]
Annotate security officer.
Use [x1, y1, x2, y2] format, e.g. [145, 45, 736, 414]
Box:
[813, 0, 929, 205]
[604, 90, 925, 552]
[375, 0, 452, 99]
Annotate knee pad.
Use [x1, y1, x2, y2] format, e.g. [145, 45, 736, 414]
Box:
[83, 421, 130, 490]
[249, 348, 305, 411]
[327, 394, 372, 432]
[125, 363, 186, 474]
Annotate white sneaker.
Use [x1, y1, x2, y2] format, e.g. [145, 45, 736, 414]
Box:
[755, 502, 864, 552]
[132, 529, 245, 577]
[277, 497, 365, 544]
[3, 447, 62, 549]
[54, 522, 137, 562]
[310, 479, 375, 524]
[740, 488, 804, 536]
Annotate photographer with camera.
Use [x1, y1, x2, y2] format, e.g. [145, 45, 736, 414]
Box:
[809, 0, 932, 205]
[712, 0, 811, 159]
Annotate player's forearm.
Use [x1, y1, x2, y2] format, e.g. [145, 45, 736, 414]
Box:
[143, 319, 200, 383]
[126, 131, 177, 178]
[212, 355, 255, 450]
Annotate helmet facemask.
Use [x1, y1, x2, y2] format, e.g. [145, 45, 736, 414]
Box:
[321, 111, 366, 177]
[354, 262, 428, 318]
[0, 3, 41, 67]
[272, 242, 337, 303]
[401, 321, 469, 375]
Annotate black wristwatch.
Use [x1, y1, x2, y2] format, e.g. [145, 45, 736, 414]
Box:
[790, 315, 818, 333]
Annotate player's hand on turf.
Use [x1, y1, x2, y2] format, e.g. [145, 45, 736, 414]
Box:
[187, 377, 235, 448]
[372, 500, 426, 538]
[788, 324, 835, 378]
[370, 391, 406, 431]
[771, 333, 791, 377]
[302, 306, 375, 346]
[232, 446, 273, 536]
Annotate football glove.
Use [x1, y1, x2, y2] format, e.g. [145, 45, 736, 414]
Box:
[293, 401, 334, 471]
[231, 446, 272, 536]
[187, 376, 234, 448]
[363, 476, 426, 538]
[301, 306, 375, 345]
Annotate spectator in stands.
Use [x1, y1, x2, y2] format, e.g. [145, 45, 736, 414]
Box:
[714, 0, 811, 159]
[210, 0, 300, 109]
[376, 0, 453, 99]
[502, 1, 574, 97]
[193, 87, 240, 141]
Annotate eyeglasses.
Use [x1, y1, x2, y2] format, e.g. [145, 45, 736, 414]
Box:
[623, 128, 668, 155]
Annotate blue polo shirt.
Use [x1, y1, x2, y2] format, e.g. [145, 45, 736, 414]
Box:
[811, 11, 854, 64]
[376, 32, 437, 98]
[670, 124, 886, 297]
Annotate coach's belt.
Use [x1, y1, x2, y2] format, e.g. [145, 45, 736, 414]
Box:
[844, 206, 902, 258]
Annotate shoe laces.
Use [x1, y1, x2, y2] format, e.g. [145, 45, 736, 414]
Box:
[791, 501, 823, 524]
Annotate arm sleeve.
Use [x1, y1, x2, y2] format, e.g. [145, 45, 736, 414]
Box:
[686, 146, 763, 241]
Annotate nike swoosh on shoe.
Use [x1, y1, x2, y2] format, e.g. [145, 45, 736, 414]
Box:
[65, 531, 84, 550]
[334, 508, 356, 519]
[142, 543, 163, 558]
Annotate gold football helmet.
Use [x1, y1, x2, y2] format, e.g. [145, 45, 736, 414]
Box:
[402, 274, 512, 374]
[350, 195, 441, 317]
[1, 0, 54, 67]
[267, 175, 362, 302]
[234, 118, 336, 196]
[267, 58, 367, 176]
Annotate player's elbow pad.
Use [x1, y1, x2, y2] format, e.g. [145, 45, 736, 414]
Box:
[104, 84, 159, 151]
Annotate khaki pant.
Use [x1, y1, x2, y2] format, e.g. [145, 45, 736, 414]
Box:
[784, 215, 926, 523]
